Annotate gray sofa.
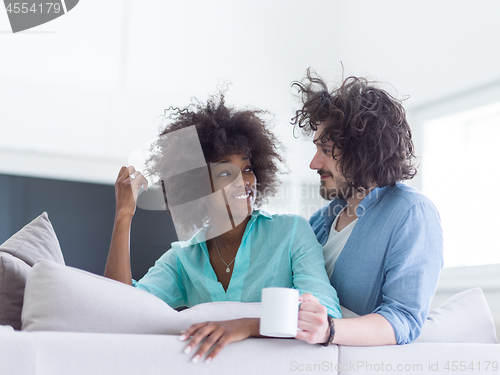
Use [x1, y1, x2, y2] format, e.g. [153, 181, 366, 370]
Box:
[1, 213, 498, 375]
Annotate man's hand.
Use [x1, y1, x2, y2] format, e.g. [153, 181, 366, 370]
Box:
[295, 293, 330, 344]
[180, 318, 259, 364]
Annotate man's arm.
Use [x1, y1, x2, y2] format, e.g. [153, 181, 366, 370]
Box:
[332, 313, 396, 346]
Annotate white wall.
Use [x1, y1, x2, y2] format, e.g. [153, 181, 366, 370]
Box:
[2, 0, 500, 185]
[0, 0, 343, 185]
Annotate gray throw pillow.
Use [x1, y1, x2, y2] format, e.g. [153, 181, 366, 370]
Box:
[0, 212, 64, 266]
[0, 213, 64, 329]
[0, 253, 31, 330]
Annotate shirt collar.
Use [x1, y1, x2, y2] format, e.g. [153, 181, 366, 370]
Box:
[356, 185, 391, 216]
[322, 184, 393, 222]
[252, 209, 273, 220]
[322, 199, 348, 228]
[182, 210, 271, 247]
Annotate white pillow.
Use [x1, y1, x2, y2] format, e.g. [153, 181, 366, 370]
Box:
[22, 260, 261, 334]
[415, 287, 497, 343]
[0, 324, 14, 332]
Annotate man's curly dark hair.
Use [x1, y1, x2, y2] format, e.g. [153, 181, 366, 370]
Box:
[291, 70, 417, 190]
[146, 92, 283, 234]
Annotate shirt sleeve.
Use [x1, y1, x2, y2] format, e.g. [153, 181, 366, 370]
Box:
[133, 248, 187, 309]
[308, 205, 330, 246]
[290, 215, 342, 319]
[373, 201, 443, 344]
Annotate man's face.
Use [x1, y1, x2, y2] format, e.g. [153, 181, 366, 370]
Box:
[309, 125, 352, 200]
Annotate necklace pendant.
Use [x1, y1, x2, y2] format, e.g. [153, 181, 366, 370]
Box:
[226, 267, 231, 273]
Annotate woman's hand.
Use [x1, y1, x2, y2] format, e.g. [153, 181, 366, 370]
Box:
[114, 166, 148, 218]
[104, 166, 147, 285]
[180, 318, 259, 364]
[295, 293, 330, 344]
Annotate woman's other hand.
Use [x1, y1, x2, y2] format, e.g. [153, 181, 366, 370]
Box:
[180, 318, 259, 364]
[114, 166, 148, 218]
[295, 293, 330, 344]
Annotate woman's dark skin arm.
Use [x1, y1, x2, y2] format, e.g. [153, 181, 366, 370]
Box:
[180, 318, 261, 363]
[104, 166, 148, 285]
[181, 293, 332, 364]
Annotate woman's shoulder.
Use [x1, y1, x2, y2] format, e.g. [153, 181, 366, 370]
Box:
[156, 241, 198, 261]
[253, 210, 309, 227]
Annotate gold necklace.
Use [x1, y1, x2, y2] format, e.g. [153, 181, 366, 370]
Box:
[213, 238, 236, 273]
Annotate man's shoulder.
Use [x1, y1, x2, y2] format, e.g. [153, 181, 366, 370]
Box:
[381, 183, 435, 208]
[365, 183, 439, 221]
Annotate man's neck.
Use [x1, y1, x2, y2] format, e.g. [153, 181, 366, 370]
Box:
[335, 188, 373, 232]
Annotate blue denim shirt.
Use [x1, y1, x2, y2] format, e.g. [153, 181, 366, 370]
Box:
[310, 183, 443, 344]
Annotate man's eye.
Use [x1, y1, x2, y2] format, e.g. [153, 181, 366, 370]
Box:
[322, 148, 332, 155]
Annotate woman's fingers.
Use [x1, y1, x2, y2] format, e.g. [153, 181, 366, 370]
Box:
[202, 337, 229, 364]
[126, 166, 148, 191]
[180, 319, 254, 364]
[116, 166, 127, 180]
[114, 166, 148, 217]
[192, 326, 226, 363]
[117, 166, 147, 191]
[180, 323, 212, 351]
[134, 172, 149, 191]
[181, 322, 221, 363]
[179, 322, 206, 342]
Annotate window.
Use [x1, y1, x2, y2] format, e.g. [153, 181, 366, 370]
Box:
[422, 101, 500, 267]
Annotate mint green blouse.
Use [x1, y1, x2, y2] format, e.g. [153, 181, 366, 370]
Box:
[134, 210, 342, 318]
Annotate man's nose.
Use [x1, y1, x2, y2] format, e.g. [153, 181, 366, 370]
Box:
[309, 150, 323, 170]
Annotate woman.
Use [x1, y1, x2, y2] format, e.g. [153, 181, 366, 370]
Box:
[105, 93, 341, 363]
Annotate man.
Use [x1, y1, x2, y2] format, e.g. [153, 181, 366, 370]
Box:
[291, 71, 443, 345]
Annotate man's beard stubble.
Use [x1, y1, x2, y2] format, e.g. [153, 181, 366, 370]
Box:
[319, 177, 357, 201]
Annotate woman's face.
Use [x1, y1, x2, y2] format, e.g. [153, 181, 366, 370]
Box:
[207, 153, 257, 225]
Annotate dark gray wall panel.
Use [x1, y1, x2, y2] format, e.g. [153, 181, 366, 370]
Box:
[0, 174, 178, 280]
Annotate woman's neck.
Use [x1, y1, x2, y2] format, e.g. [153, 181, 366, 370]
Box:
[214, 215, 250, 247]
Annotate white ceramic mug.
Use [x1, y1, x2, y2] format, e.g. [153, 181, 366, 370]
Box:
[259, 287, 300, 338]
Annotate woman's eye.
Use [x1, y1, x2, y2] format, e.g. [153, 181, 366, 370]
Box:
[244, 166, 253, 173]
[218, 171, 230, 178]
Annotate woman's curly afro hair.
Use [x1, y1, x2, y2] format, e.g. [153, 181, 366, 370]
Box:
[291, 69, 417, 189]
[146, 92, 283, 232]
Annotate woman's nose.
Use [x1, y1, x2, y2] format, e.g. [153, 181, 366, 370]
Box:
[233, 174, 249, 187]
